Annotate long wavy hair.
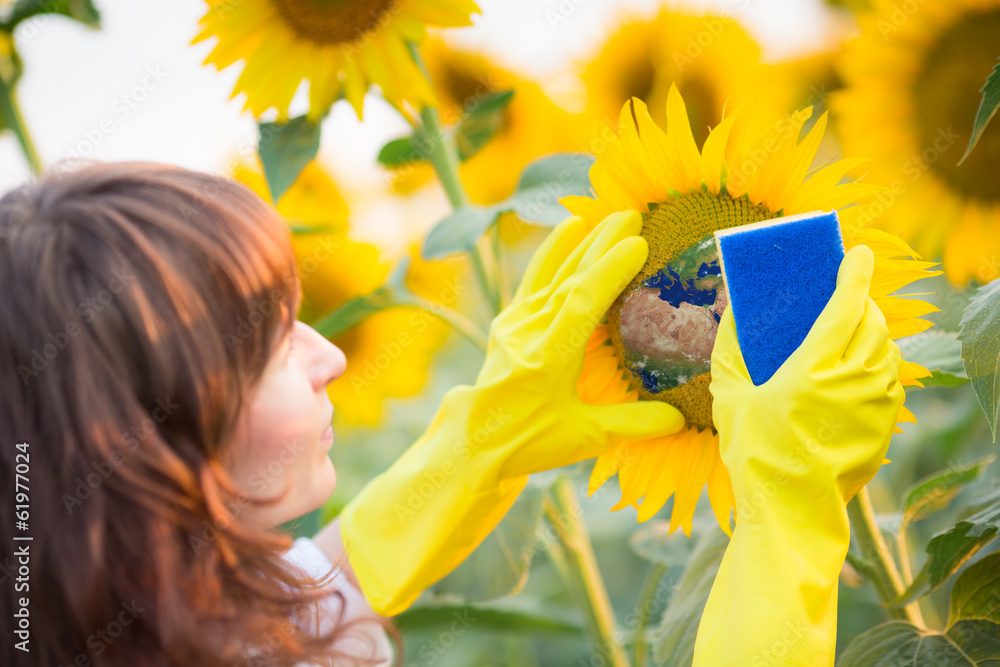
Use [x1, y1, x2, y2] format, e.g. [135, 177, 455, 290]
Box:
[0, 162, 400, 666]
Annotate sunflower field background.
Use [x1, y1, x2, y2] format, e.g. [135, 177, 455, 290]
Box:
[4, 0, 1000, 664]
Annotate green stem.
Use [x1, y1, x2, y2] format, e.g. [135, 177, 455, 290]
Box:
[0, 80, 42, 175]
[545, 476, 630, 667]
[406, 41, 499, 316]
[846, 488, 924, 626]
[633, 562, 667, 667]
[469, 236, 499, 314]
[491, 224, 512, 309]
[896, 529, 914, 586]
[399, 293, 488, 352]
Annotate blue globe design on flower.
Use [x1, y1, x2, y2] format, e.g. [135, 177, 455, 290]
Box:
[616, 233, 728, 394]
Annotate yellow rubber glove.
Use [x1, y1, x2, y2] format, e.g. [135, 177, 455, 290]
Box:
[340, 210, 686, 616]
[692, 244, 905, 666]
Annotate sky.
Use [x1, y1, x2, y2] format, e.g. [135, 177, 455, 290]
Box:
[0, 0, 849, 253]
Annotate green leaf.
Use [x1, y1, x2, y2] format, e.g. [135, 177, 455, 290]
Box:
[958, 487, 1000, 523]
[947, 620, 1000, 662]
[629, 521, 694, 567]
[421, 152, 594, 259]
[258, 115, 321, 204]
[429, 483, 545, 601]
[837, 620, 1000, 666]
[506, 153, 595, 226]
[308, 258, 413, 338]
[288, 223, 338, 236]
[377, 136, 426, 167]
[422, 206, 500, 260]
[385, 255, 412, 291]
[7, 0, 100, 29]
[896, 496, 1000, 605]
[900, 456, 995, 530]
[455, 90, 515, 161]
[651, 526, 729, 666]
[394, 598, 583, 635]
[959, 58, 1000, 165]
[949, 551, 1000, 627]
[897, 331, 970, 388]
[310, 287, 395, 339]
[957, 278, 1000, 441]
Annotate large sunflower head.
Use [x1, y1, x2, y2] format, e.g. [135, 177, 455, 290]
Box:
[832, 0, 1000, 287]
[580, 9, 812, 146]
[193, 0, 479, 121]
[567, 85, 943, 535]
[234, 161, 463, 425]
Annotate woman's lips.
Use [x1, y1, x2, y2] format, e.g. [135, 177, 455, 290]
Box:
[321, 425, 334, 445]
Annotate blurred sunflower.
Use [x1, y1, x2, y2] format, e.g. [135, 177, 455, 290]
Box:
[770, 50, 841, 116]
[391, 39, 587, 241]
[235, 162, 462, 425]
[580, 9, 808, 146]
[566, 85, 942, 536]
[193, 0, 479, 121]
[832, 0, 1000, 287]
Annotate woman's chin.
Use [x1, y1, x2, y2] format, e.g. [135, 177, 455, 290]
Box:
[305, 459, 337, 512]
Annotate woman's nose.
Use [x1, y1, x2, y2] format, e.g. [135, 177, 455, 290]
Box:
[305, 324, 347, 390]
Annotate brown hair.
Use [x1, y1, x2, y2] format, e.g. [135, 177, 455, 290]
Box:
[0, 161, 400, 666]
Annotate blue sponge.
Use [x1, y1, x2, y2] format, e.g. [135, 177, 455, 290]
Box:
[713, 210, 845, 386]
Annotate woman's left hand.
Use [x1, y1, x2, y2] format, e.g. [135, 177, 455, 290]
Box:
[478, 209, 686, 478]
[339, 210, 684, 617]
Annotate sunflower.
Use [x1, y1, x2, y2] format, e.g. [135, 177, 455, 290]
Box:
[566, 85, 942, 536]
[580, 9, 808, 147]
[832, 0, 1000, 287]
[193, 0, 480, 121]
[234, 161, 463, 425]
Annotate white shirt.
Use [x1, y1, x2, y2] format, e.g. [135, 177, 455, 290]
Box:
[283, 536, 395, 666]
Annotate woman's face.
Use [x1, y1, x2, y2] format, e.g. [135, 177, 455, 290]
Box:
[224, 320, 347, 529]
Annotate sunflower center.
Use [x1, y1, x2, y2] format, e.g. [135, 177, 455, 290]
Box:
[271, 0, 396, 45]
[608, 191, 773, 430]
[913, 9, 1000, 202]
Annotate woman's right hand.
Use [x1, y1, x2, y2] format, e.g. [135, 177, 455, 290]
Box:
[709, 243, 905, 521]
[693, 244, 906, 666]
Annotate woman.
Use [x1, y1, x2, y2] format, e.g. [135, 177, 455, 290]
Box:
[0, 161, 684, 666]
[0, 161, 901, 666]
